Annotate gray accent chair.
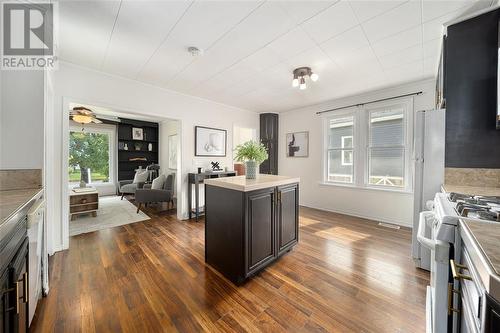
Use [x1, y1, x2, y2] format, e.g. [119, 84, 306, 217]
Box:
[118, 180, 145, 199]
[135, 174, 174, 213]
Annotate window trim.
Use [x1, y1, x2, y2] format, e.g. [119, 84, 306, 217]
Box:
[322, 98, 413, 193]
[69, 124, 116, 186]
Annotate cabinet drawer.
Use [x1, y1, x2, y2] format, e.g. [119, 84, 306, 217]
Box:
[70, 193, 98, 205]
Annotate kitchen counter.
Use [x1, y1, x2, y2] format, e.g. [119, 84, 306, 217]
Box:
[459, 219, 500, 300]
[204, 174, 300, 192]
[0, 188, 43, 223]
[205, 175, 299, 284]
[442, 184, 500, 197]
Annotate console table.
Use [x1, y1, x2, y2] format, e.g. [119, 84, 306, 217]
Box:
[188, 171, 236, 220]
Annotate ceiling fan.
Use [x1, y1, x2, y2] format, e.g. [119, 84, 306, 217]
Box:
[70, 106, 103, 125]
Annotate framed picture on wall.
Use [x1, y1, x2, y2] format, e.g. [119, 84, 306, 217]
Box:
[168, 134, 178, 169]
[286, 131, 309, 157]
[195, 126, 227, 157]
[132, 127, 144, 140]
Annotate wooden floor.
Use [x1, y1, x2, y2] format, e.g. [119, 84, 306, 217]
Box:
[30, 206, 429, 333]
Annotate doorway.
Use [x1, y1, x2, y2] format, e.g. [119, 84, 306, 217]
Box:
[62, 100, 182, 240]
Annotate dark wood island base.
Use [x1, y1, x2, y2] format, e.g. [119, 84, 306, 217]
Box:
[204, 175, 299, 284]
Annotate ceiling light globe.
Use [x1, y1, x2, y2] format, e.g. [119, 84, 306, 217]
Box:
[310, 73, 319, 82]
[292, 78, 299, 87]
[299, 82, 307, 90]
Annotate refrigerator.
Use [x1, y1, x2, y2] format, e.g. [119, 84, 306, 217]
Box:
[412, 109, 446, 271]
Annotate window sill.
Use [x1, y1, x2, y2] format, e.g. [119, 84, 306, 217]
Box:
[318, 181, 413, 194]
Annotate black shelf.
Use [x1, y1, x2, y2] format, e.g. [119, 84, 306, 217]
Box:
[117, 118, 159, 181]
[118, 139, 158, 143]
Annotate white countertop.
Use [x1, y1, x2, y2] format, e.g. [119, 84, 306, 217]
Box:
[204, 174, 300, 192]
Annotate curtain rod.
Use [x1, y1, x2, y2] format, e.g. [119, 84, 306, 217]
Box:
[315, 91, 423, 115]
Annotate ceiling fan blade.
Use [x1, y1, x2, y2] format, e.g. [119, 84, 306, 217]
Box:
[91, 118, 103, 124]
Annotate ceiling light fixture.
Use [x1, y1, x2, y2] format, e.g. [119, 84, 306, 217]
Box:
[292, 67, 318, 90]
[188, 46, 203, 57]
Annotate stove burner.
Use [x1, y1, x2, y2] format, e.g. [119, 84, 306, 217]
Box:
[455, 201, 500, 222]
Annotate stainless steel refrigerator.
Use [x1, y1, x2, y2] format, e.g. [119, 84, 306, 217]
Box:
[412, 108, 446, 271]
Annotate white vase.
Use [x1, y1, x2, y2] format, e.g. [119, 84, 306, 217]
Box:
[245, 160, 257, 179]
[148, 143, 153, 151]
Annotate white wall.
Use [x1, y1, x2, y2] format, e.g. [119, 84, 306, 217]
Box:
[46, 62, 258, 252]
[0, 70, 44, 169]
[159, 119, 180, 197]
[278, 79, 436, 227]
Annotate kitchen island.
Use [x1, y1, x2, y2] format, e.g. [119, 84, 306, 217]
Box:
[204, 174, 299, 284]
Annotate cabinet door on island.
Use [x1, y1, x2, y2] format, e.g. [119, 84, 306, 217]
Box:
[277, 184, 299, 255]
[247, 188, 276, 274]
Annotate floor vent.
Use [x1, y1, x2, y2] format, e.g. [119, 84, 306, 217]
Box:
[378, 222, 400, 230]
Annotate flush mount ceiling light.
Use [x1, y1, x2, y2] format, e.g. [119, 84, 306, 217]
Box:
[188, 46, 203, 57]
[70, 107, 102, 125]
[292, 67, 318, 90]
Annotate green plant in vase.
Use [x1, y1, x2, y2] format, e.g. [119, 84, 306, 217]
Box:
[234, 141, 268, 179]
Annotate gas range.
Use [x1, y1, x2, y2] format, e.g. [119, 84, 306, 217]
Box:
[448, 192, 500, 222]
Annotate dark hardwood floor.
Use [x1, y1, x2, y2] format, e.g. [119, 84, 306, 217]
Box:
[30, 206, 429, 333]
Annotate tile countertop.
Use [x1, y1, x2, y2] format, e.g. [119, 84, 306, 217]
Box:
[459, 219, 500, 300]
[442, 184, 500, 197]
[0, 188, 44, 223]
[204, 174, 300, 192]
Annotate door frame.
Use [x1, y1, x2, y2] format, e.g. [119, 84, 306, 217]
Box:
[60, 96, 183, 250]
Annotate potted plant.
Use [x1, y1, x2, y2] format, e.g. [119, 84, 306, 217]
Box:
[234, 141, 268, 179]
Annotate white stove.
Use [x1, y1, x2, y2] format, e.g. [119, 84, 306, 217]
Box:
[419, 192, 500, 333]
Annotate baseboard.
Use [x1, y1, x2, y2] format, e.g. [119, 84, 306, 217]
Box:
[48, 243, 68, 255]
[300, 203, 412, 228]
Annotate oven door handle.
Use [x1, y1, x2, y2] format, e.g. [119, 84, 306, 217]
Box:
[417, 211, 437, 250]
[417, 211, 450, 262]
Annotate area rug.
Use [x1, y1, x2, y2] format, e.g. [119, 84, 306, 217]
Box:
[69, 195, 150, 236]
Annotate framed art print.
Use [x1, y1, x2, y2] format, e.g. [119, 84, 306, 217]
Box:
[132, 127, 144, 140]
[195, 126, 227, 157]
[286, 131, 309, 157]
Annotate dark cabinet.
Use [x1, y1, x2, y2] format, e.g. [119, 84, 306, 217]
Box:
[205, 182, 299, 284]
[277, 184, 299, 255]
[1, 238, 28, 333]
[247, 188, 276, 273]
[444, 9, 500, 168]
[260, 113, 278, 175]
[485, 293, 500, 333]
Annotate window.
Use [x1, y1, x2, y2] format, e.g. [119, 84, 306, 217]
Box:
[323, 99, 412, 191]
[368, 108, 405, 188]
[326, 116, 354, 184]
[68, 127, 115, 185]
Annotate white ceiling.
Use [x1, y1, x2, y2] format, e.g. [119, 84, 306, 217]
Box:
[58, 0, 496, 112]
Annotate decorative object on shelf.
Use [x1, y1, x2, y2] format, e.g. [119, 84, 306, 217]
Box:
[118, 142, 125, 150]
[132, 127, 144, 140]
[168, 134, 177, 169]
[134, 143, 142, 151]
[195, 126, 226, 157]
[210, 161, 223, 172]
[291, 67, 318, 90]
[129, 157, 147, 162]
[124, 143, 129, 151]
[148, 143, 153, 151]
[286, 131, 309, 157]
[197, 167, 203, 174]
[70, 106, 103, 128]
[234, 141, 268, 179]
